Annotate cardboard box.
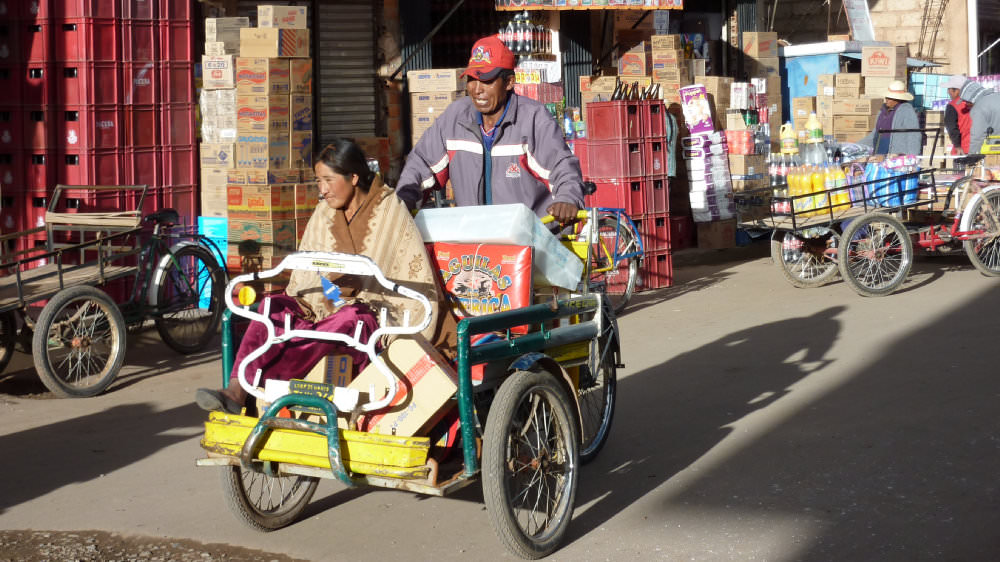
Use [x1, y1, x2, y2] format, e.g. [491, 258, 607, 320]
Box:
[861, 45, 907, 78]
[228, 218, 297, 249]
[651, 34, 682, 50]
[652, 64, 689, 83]
[353, 136, 390, 178]
[290, 130, 312, 169]
[201, 185, 228, 218]
[618, 51, 650, 77]
[696, 218, 736, 249]
[834, 131, 868, 144]
[816, 74, 835, 97]
[201, 143, 236, 168]
[202, 55, 235, 90]
[227, 168, 299, 185]
[295, 182, 318, 216]
[410, 91, 462, 116]
[303, 355, 354, 388]
[290, 94, 312, 131]
[351, 336, 459, 437]
[836, 73, 864, 89]
[236, 94, 290, 134]
[652, 49, 685, 64]
[234, 132, 290, 169]
[725, 109, 747, 130]
[257, 5, 308, 29]
[832, 98, 882, 115]
[792, 97, 816, 121]
[816, 95, 834, 118]
[289, 59, 312, 94]
[746, 56, 780, 78]
[864, 76, 894, 97]
[235, 57, 290, 95]
[834, 114, 877, 131]
[834, 85, 863, 99]
[205, 17, 249, 52]
[240, 28, 310, 58]
[689, 59, 707, 78]
[201, 166, 229, 189]
[407, 68, 466, 93]
[204, 42, 231, 56]
[227, 183, 296, 220]
[727, 154, 767, 176]
[742, 32, 778, 58]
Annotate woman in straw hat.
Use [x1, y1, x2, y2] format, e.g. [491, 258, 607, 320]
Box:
[858, 80, 921, 156]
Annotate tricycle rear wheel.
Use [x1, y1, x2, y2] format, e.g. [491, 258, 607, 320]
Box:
[482, 370, 579, 559]
[962, 189, 1000, 276]
[220, 465, 318, 531]
[770, 229, 839, 288]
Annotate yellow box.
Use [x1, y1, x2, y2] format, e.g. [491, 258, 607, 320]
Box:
[227, 183, 296, 221]
[240, 28, 310, 58]
[407, 68, 466, 93]
[235, 57, 290, 95]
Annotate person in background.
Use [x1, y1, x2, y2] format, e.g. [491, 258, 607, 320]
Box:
[944, 75, 971, 155]
[960, 80, 1000, 155]
[858, 80, 921, 156]
[195, 139, 455, 414]
[396, 35, 584, 223]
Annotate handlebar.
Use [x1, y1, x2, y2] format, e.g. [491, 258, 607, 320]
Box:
[540, 209, 590, 225]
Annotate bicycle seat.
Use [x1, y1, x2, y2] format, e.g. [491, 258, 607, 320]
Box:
[145, 208, 180, 227]
[954, 154, 986, 168]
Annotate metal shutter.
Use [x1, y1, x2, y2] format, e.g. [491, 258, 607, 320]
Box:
[316, 1, 377, 144]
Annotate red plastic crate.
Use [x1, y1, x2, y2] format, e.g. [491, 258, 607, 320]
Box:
[123, 20, 156, 61]
[0, 191, 23, 234]
[123, 0, 155, 20]
[54, 0, 121, 18]
[126, 148, 162, 187]
[58, 148, 124, 185]
[625, 177, 647, 216]
[128, 185, 161, 218]
[159, 62, 194, 104]
[60, 186, 128, 213]
[636, 212, 671, 252]
[642, 137, 667, 176]
[0, 109, 23, 151]
[159, 21, 193, 62]
[0, 66, 22, 107]
[584, 178, 628, 210]
[585, 139, 643, 180]
[0, 22, 20, 63]
[163, 184, 197, 227]
[54, 19, 121, 62]
[641, 99, 667, 138]
[57, 62, 121, 105]
[24, 191, 49, 232]
[572, 137, 588, 178]
[159, 0, 192, 20]
[23, 107, 54, 149]
[648, 174, 669, 214]
[585, 101, 642, 141]
[669, 214, 694, 251]
[25, 65, 54, 106]
[638, 249, 673, 291]
[25, 151, 55, 189]
[602, 258, 634, 295]
[0, 1, 24, 20]
[21, 21, 51, 62]
[0, 152, 22, 188]
[162, 145, 196, 186]
[125, 104, 158, 148]
[160, 103, 195, 146]
[58, 105, 122, 150]
[123, 62, 158, 105]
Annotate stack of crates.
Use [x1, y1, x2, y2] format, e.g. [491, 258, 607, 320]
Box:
[580, 99, 673, 291]
[0, 0, 196, 262]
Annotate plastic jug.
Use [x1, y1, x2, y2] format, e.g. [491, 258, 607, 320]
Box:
[804, 112, 823, 143]
[780, 123, 799, 154]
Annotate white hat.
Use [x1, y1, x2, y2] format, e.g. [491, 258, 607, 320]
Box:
[944, 75, 967, 90]
[885, 80, 914, 101]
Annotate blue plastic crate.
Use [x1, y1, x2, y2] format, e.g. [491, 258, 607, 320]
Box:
[199, 235, 227, 309]
[197, 216, 228, 240]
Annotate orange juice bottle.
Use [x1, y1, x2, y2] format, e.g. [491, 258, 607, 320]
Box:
[810, 165, 828, 215]
[790, 167, 808, 216]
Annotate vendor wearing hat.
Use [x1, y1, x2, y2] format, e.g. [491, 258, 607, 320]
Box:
[944, 75, 971, 155]
[858, 80, 921, 156]
[397, 35, 584, 223]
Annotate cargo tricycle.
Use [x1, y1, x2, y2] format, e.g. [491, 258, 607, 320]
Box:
[196, 207, 621, 559]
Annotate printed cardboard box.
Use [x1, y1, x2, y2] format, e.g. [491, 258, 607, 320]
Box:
[832, 98, 882, 115]
[235, 58, 290, 95]
[228, 218, 297, 249]
[742, 32, 778, 58]
[200, 143, 236, 168]
[410, 91, 463, 116]
[240, 28, 310, 58]
[351, 336, 459, 437]
[257, 5, 308, 29]
[234, 132, 289, 169]
[407, 68, 466, 93]
[227, 183, 296, 220]
[200, 185, 228, 217]
[295, 182, 318, 216]
[202, 55, 235, 90]
[727, 154, 766, 176]
[289, 59, 312, 94]
[236, 94, 290, 134]
[227, 168, 300, 185]
[816, 74, 835, 97]
[205, 17, 249, 52]
[650, 34, 682, 50]
[290, 94, 312, 131]
[201, 166, 229, 189]
[861, 45, 907, 78]
[290, 130, 312, 169]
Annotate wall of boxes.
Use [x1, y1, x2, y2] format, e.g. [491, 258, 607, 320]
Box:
[196, 6, 315, 289]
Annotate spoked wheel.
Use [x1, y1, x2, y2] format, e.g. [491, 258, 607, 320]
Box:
[590, 215, 640, 315]
[962, 189, 1000, 276]
[578, 297, 618, 464]
[150, 243, 226, 354]
[770, 228, 840, 288]
[839, 212, 913, 297]
[0, 310, 17, 374]
[221, 465, 319, 531]
[32, 286, 126, 397]
[482, 370, 579, 559]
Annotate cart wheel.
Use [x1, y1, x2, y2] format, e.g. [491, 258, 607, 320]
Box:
[482, 370, 579, 559]
[770, 229, 840, 288]
[838, 212, 913, 297]
[578, 298, 618, 464]
[962, 189, 1000, 276]
[32, 286, 126, 398]
[220, 465, 319, 531]
[150, 243, 226, 354]
[0, 311, 17, 374]
[591, 215, 640, 315]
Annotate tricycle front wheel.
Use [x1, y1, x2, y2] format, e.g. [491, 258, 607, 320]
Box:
[220, 465, 319, 531]
[839, 212, 913, 297]
[962, 189, 1000, 276]
[482, 370, 579, 559]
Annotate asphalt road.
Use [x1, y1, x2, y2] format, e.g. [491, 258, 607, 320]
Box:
[2, 242, 999, 561]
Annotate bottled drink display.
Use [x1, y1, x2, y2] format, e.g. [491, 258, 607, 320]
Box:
[499, 10, 553, 56]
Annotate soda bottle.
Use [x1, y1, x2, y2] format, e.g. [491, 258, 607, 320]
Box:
[505, 18, 515, 50]
[810, 165, 828, 215]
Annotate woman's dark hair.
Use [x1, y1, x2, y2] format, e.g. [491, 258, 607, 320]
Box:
[314, 138, 375, 191]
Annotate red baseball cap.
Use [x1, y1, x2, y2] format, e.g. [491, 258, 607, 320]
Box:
[462, 35, 516, 81]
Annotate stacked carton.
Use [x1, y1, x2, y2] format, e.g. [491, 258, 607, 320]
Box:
[831, 73, 879, 144]
[650, 35, 691, 104]
[197, 6, 315, 287]
[407, 69, 465, 145]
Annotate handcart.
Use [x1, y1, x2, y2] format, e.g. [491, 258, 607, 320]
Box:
[0, 184, 226, 396]
[196, 210, 621, 559]
[736, 132, 1000, 296]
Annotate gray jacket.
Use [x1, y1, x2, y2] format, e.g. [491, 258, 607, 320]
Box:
[859, 102, 921, 155]
[960, 81, 1000, 154]
[396, 94, 584, 217]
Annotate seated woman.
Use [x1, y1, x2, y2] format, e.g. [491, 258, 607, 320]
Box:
[196, 139, 455, 414]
